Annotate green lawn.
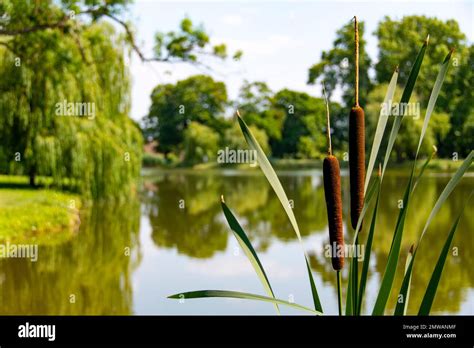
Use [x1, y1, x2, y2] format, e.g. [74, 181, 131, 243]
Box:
[0, 175, 81, 245]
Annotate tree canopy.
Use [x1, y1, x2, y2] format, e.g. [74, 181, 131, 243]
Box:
[143, 75, 228, 156]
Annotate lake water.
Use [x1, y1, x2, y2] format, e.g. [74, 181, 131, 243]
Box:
[0, 168, 472, 315]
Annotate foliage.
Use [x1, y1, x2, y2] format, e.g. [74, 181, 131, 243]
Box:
[307, 19, 372, 107]
[375, 16, 471, 157]
[234, 81, 284, 141]
[183, 121, 220, 164]
[223, 122, 270, 156]
[0, 20, 142, 199]
[269, 89, 327, 158]
[143, 75, 228, 155]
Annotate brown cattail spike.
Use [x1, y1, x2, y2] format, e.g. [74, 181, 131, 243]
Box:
[349, 16, 365, 230]
[322, 88, 344, 271]
[323, 155, 344, 270]
[349, 106, 365, 229]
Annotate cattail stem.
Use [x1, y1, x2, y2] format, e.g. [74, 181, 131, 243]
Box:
[337, 270, 342, 315]
[322, 81, 332, 155]
[354, 16, 359, 107]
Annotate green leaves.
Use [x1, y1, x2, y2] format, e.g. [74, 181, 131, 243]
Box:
[168, 290, 322, 315]
[417, 150, 473, 244]
[221, 198, 279, 314]
[373, 46, 453, 316]
[364, 68, 398, 193]
[418, 215, 461, 315]
[237, 113, 323, 313]
[393, 245, 414, 315]
[416, 49, 454, 157]
[395, 151, 473, 315]
[372, 171, 413, 315]
[382, 37, 428, 176]
[357, 177, 381, 314]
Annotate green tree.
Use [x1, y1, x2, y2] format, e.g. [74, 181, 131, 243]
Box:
[375, 16, 471, 157]
[143, 75, 228, 156]
[307, 20, 372, 107]
[183, 122, 220, 164]
[234, 81, 284, 140]
[0, 20, 142, 198]
[269, 89, 331, 159]
[223, 122, 270, 156]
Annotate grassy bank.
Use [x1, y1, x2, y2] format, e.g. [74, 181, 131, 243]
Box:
[0, 175, 81, 245]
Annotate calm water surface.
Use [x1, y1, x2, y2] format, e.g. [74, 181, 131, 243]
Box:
[1, 168, 473, 315]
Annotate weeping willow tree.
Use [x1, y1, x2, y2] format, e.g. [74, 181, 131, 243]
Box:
[0, 0, 238, 199]
[0, 22, 142, 199]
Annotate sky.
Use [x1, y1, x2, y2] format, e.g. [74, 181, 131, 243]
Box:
[125, 0, 474, 121]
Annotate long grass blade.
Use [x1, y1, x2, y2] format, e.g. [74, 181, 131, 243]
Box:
[345, 179, 378, 315]
[357, 177, 381, 314]
[418, 215, 461, 315]
[168, 290, 322, 315]
[382, 37, 428, 176]
[394, 245, 414, 315]
[372, 171, 413, 315]
[237, 113, 323, 312]
[418, 150, 473, 243]
[221, 198, 279, 313]
[393, 152, 435, 316]
[364, 69, 398, 193]
[416, 50, 454, 157]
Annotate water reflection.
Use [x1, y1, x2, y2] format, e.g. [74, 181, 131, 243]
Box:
[0, 170, 471, 314]
[143, 170, 473, 314]
[0, 200, 141, 314]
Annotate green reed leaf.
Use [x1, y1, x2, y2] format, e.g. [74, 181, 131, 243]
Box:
[364, 69, 398, 193]
[396, 152, 473, 315]
[418, 215, 461, 315]
[394, 245, 414, 315]
[357, 177, 381, 314]
[237, 113, 323, 313]
[168, 290, 322, 315]
[372, 170, 413, 315]
[221, 199, 279, 314]
[416, 49, 454, 157]
[382, 37, 428, 176]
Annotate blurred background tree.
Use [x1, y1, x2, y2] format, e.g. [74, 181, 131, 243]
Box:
[143, 75, 228, 157]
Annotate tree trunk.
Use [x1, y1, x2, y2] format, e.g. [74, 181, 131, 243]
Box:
[29, 167, 36, 187]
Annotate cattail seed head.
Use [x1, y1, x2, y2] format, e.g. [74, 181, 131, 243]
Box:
[323, 155, 344, 270]
[349, 105, 365, 230]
